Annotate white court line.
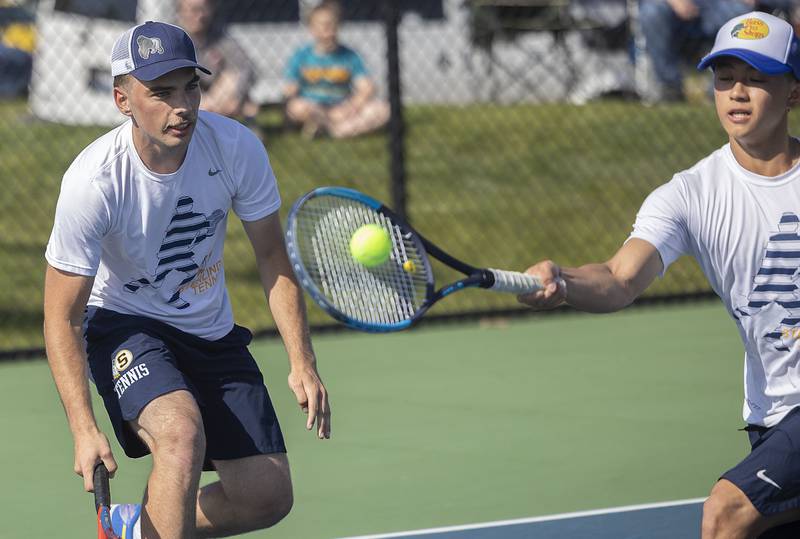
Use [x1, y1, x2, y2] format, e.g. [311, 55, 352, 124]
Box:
[336, 497, 707, 539]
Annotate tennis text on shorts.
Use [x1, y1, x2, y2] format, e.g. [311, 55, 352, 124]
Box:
[114, 363, 150, 398]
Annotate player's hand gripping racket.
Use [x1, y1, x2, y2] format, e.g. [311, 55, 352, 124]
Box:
[93, 463, 120, 539]
[286, 186, 549, 332]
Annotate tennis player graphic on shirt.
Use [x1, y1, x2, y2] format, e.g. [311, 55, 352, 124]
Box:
[124, 195, 224, 309]
[736, 212, 800, 352]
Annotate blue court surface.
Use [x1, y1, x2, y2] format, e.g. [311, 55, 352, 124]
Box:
[338, 499, 705, 539]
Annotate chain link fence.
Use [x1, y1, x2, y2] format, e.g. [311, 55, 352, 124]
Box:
[5, 0, 779, 355]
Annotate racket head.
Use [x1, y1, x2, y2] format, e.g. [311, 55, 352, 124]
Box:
[286, 187, 435, 332]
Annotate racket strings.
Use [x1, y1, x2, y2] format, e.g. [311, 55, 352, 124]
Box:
[294, 197, 429, 324]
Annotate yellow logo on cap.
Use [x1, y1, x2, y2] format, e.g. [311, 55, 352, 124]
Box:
[731, 18, 770, 40]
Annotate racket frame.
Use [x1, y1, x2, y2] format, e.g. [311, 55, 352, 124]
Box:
[286, 187, 510, 332]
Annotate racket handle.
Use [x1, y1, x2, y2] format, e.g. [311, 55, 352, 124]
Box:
[488, 268, 545, 294]
[93, 463, 111, 511]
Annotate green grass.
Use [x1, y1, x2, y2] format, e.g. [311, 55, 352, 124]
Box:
[0, 98, 731, 351]
[0, 302, 747, 538]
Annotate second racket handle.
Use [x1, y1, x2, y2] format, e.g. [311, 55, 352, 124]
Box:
[488, 268, 544, 294]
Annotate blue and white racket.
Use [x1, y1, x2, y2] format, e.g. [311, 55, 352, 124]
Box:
[285, 186, 545, 332]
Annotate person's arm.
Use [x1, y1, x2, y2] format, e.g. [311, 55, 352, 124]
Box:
[241, 212, 331, 439]
[666, 0, 699, 20]
[517, 238, 664, 313]
[282, 48, 303, 100]
[328, 48, 376, 119]
[200, 37, 257, 116]
[326, 77, 375, 124]
[43, 265, 117, 491]
[347, 77, 375, 110]
[282, 81, 300, 100]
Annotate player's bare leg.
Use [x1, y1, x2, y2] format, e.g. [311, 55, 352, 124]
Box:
[701, 479, 800, 538]
[327, 100, 389, 139]
[195, 453, 293, 537]
[132, 390, 206, 539]
[285, 97, 327, 138]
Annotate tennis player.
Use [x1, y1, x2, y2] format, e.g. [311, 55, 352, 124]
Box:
[520, 11, 800, 539]
[43, 21, 330, 538]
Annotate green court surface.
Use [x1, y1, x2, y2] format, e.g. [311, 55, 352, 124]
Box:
[0, 301, 749, 538]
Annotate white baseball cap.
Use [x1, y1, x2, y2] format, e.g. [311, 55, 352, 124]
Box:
[697, 11, 800, 79]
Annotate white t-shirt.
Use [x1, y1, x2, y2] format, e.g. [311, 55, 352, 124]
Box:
[46, 111, 281, 340]
[631, 143, 800, 427]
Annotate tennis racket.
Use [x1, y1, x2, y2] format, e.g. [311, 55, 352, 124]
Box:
[93, 463, 120, 539]
[285, 186, 549, 332]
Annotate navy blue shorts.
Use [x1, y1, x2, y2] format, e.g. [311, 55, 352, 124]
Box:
[84, 307, 286, 469]
[722, 407, 800, 536]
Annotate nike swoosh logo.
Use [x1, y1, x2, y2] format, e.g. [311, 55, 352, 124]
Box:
[208, 168, 222, 176]
[757, 469, 782, 489]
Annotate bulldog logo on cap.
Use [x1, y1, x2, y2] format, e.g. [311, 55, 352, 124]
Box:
[137, 35, 164, 59]
[731, 18, 770, 40]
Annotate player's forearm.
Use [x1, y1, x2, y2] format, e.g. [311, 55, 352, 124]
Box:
[561, 263, 638, 313]
[271, 276, 317, 368]
[43, 319, 100, 435]
[257, 253, 316, 368]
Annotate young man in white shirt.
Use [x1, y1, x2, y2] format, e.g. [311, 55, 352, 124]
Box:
[519, 11, 800, 539]
[43, 21, 330, 539]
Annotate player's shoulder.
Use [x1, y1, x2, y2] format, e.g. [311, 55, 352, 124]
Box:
[673, 144, 729, 190]
[64, 121, 130, 184]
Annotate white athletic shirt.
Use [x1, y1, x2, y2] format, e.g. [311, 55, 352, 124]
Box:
[46, 111, 281, 340]
[630, 143, 800, 427]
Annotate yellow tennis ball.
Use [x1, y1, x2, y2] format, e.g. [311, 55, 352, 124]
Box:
[349, 224, 392, 267]
[403, 260, 416, 273]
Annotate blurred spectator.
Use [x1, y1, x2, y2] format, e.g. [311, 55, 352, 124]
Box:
[176, 0, 259, 121]
[638, 0, 756, 101]
[0, 1, 33, 98]
[0, 44, 29, 97]
[283, 0, 389, 139]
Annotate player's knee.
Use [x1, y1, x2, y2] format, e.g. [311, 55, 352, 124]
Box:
[267, 481, 294, 525]
[242, 463, 294, 529]
[243, 475, 293, 530]
[702, 481, 759, 538]
[150, 416, 206, 470]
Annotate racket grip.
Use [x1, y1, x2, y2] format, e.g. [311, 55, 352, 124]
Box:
[488, 269, 544, 294]
[93, 463, 111, 511]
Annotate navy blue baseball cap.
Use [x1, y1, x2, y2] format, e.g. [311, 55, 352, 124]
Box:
[110, 21, 211, 81]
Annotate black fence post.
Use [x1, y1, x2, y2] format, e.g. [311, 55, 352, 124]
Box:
[383, 0, 407, 219]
